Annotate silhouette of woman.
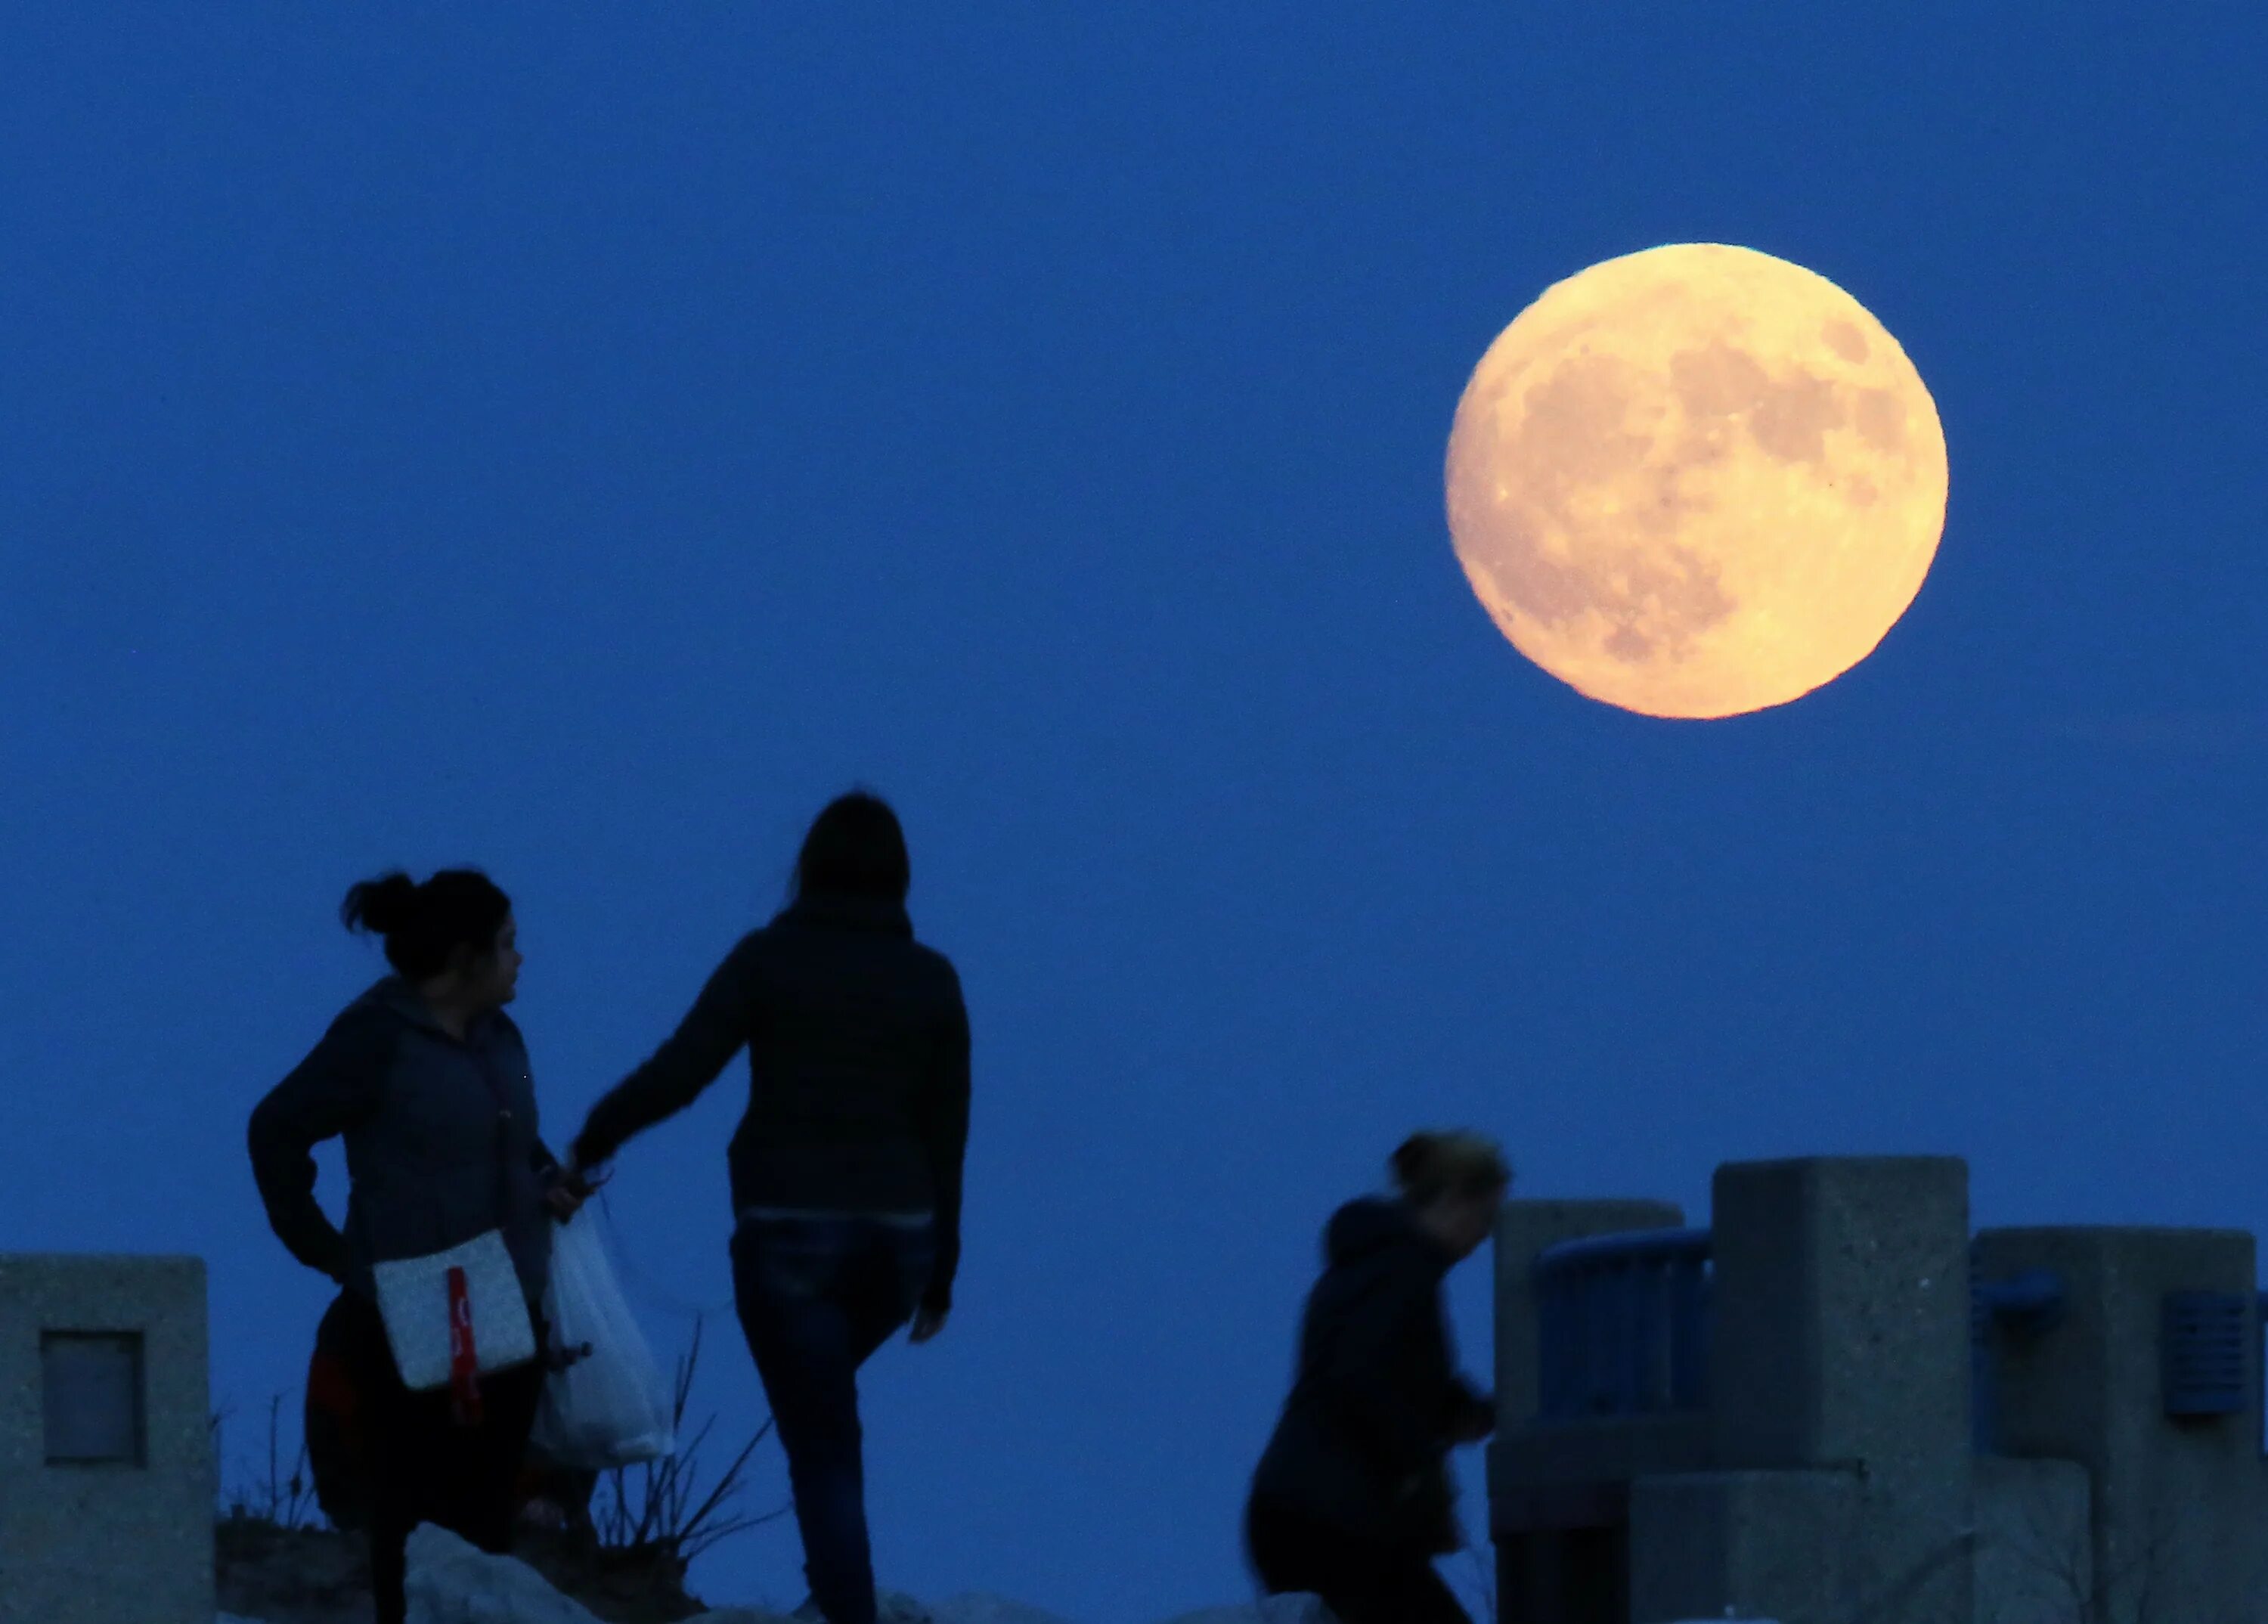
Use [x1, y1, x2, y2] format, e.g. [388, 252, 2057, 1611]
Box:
[248, 868, 596, 1624]
[567, 792, 970, 1624]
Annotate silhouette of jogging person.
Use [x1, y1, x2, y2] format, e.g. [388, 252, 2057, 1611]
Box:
[1244, 1130, 1509, 1624]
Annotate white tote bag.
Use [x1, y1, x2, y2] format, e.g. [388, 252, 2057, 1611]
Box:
[530, 1213, 676, 1468]
[371, 1229, 538, 1391]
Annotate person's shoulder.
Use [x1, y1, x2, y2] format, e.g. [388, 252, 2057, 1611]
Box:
[730, 919, 785, 972]
[304, 987, 406, 1078]
[330, 984, 406, 1044]
[907, 937, 964, 993]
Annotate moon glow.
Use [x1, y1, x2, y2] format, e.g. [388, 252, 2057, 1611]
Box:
[1445, 243, 1947, 718]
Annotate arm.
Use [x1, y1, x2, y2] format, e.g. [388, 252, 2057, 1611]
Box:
[916, 977, 971, 1315]
[247, 1004, 393, 1283]
[496, 1012, 565, 1194]
[572, 932, 764, 1170]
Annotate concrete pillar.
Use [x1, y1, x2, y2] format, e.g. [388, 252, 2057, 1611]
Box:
[1628, 1469, 1859, 1624]
[1709, 1157, 1974, 1624]
[1489, 1198, 1684, 1624]
[1972, 1456, 2092, 1624]
[0, 1254, 214, 1624]
[1974, 1226, 2268, 1624]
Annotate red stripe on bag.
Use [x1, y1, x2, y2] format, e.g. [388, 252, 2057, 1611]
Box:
[446, 1266, 484, 1427]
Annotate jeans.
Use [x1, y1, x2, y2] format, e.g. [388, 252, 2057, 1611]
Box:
[730, 1212, 938, 1624]
[333, 1287, 549, 1624]
[1245, 1495, 1473, 1624]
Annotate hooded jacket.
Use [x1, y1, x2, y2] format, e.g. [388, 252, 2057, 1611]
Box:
[248, 978, 565, 1312]
[570, 892, 971, 1315]
[1247, 1195, 1494, 1555]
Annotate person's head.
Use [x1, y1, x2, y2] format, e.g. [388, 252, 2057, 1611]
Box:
[1392, 1130, 1513, 1261]
[791, 790, 910, 906]
[339, 867, 519, 1011]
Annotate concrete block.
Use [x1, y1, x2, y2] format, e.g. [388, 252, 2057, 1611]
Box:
[1627, 1468, 1858, 1624]
[0, 1253, 213, 1624]
[1975, 1226, 2268, 1624]
[1490, 1414, 1713, 1508]
[1498, 1520, 1628, 1624]
[1709, 1157, 1974, 1624]
[1492, 1198, 1684, 1428]
[1972, 1455, 2092, 1624]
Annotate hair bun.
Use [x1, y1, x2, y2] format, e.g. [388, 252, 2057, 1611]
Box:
[341, 870, 420, 936]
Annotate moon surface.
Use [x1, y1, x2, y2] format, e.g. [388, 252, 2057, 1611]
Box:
[1445, 243, 1947, 719]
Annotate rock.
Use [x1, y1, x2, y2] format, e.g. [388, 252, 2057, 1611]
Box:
[391, 1517, 1337, 1624]
[924, 1598, 1080, 1624]
[406, 1523, 607, 1624]
[215, 1517, 373, 1624]
[953, 1600, 1083, 1624]
[1155, 1601, 1338, 1624]
[677, 1588, 1336, 1624]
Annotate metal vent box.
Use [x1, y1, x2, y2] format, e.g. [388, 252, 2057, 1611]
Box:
[2161, 1291, 2249, 1418]
[42, 1330, 147, 1465]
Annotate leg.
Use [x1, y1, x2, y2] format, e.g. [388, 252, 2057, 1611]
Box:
[459, 1345, 550, 1554]
[336, 1292, 429, 1624]
[1355, 1561, 1474, 1624]
[1243, 1498, 1470, 1624]
[1245, 1495, 1387, 1612]
[1244, 1495, 1308, 1595]
[458, 1311, 551, 1554]
[733, 1220, 880, 1624]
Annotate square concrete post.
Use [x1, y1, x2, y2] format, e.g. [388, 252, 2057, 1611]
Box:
[1975, 1226, 2268, 1624]
[1709, 1158, 1973, 1624]
[1628, 1468, 1859, 1624]
[1489, 1198, 1683, 1624]
[1972, 1456, 2092, 1624]
[0, 1254, 214, 1624]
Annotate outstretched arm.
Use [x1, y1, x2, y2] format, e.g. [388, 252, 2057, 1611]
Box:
[572, 932, 764, 1170]
[247, 1004, 392, 1283]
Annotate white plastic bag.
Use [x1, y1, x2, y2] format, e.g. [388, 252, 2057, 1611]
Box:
[529, 1213, 675, 1469]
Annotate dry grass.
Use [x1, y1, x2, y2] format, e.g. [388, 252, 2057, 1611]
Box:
[209, 1315, 790, 1624]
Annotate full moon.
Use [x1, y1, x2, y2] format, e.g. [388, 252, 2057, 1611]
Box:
[1445, 243, 1947, 718]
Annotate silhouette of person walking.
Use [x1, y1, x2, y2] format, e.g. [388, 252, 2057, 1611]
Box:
[563, 792, 1510, 1623]
[566, 792, 969, 1624]
[1244, 1130, 1509, 1624]
[247, 869, 595, 1624]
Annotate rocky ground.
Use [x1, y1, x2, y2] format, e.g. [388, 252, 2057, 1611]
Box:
[214, 1517, 1335, 1624]
[216, 1513, 739, 1624]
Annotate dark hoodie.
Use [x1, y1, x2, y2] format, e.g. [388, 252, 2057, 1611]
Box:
[249, 978, 565, 1313]
[570, 892, 971, 1316]
[1247, 1195, 1493, 1555]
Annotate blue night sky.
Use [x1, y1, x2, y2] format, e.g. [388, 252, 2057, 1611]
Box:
[3, 8, 2263, 1622]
